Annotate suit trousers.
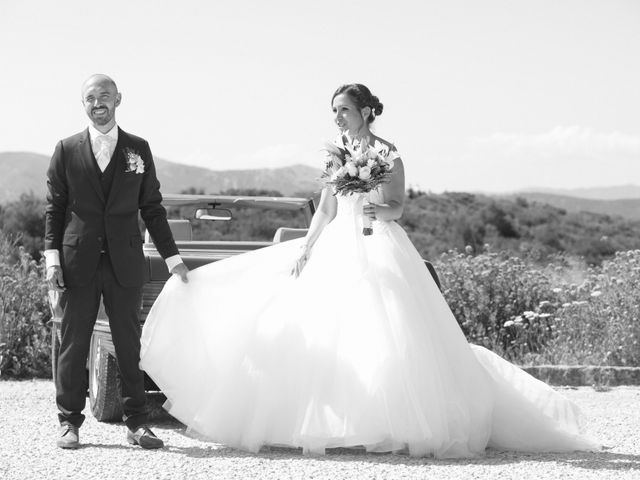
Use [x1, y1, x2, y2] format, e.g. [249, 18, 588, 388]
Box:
[55, 251, 147, 430]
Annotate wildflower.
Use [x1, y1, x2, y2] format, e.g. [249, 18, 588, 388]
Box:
[552, 288, 562, 294]
[590, 290, 602, 297]
[503, 320, 515, 327]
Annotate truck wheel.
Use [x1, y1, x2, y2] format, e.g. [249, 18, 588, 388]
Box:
[51, 323, 60, 382]
[88, 334, 123, 422]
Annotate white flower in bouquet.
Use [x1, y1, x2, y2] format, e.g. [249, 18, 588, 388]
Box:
[366, 148, 379, 160]
[385, 157, 396, 170]
[345, 161, 359, 177]
[358, 166, 372, 180]
[331, 166, 347, 181]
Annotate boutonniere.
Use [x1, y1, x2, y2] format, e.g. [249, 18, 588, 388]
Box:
[123, 148, 145, 174]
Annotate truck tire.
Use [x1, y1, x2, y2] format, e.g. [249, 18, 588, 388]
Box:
[88, 334, 123, 422]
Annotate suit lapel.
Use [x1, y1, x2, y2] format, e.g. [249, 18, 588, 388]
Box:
[106, 127, 126, 209]
[77, 129, 105, 204]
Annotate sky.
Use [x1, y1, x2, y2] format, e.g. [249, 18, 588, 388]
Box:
[1, 0, 639, 193]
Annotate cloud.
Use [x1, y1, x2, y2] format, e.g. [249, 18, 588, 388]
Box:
[451, 126, 640, 192]
[471, 126, 640, 159]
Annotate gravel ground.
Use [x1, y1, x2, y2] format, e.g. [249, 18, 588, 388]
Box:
[2, 380, 639, 480]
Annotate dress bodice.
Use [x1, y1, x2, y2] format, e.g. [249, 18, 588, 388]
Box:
[335, 189, 384, 221]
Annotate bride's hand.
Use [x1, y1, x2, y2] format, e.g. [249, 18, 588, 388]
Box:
[363, 202, 378, 220]
[291, 243, 311, 278]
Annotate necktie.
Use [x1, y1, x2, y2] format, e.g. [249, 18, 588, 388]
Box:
[95, 135, 114, 172]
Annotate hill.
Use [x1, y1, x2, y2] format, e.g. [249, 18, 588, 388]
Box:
[400, 190, 640, 265]
[0, 152, 322, 202]
[4, 184, 640, 266]
[503, 192, 640, 221]
[520, 184, 640, 200]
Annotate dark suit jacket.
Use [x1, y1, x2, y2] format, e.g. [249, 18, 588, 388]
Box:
[45, 127, 178, 288]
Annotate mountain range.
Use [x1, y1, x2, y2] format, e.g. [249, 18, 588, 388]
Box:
[0, 152, 322, 203]
[502, 192, 640, 221]
[2, 151, 640, 220]
[516, 185, 640, 200]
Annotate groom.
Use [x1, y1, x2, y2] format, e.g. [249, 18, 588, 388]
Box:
[44, 74, 189, 449]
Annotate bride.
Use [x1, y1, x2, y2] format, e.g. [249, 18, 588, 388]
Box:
[139, 83, 600, 457]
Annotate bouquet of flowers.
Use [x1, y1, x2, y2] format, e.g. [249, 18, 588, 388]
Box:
[322, 134, 399, 235]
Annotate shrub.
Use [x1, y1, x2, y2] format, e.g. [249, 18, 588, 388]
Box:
[435, 247, 640, 366]
[0, 192, 46, 261]
[0, 231, 51, 378]
[436, 248, 558, 362]
[535, 250, 640, 366]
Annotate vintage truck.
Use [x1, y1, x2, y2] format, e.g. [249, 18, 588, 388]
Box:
[49, 192, 440, 422]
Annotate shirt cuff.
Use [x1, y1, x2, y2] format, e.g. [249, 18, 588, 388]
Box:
[165, 254, 183, 272]
[44, 249, 60, 269]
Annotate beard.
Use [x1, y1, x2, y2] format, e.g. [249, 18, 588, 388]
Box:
[89, 107, 114, 126]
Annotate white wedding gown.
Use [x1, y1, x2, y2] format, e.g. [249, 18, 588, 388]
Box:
[139, 191, 600, 458]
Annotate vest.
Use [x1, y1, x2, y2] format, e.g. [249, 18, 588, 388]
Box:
[91, 154, 117, 253]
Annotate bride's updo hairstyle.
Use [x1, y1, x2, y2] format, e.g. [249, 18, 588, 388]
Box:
[332, 84, 384, 124]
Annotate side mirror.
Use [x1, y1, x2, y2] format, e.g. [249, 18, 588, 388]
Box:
[194, 208, 232, 221]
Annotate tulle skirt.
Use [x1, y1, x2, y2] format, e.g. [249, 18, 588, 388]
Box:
[140, 197, 600, 457]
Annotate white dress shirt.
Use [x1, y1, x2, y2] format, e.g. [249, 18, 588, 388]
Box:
[89, 124, 118, 171]
[44, 124, 183, 273]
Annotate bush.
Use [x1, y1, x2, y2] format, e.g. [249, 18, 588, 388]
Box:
[0, 192, 46, 262]
[536, 250, 640, 366]
[436, 248, 558, 362]
[0, 231, 51, 378]
[435, 248, 640, 366]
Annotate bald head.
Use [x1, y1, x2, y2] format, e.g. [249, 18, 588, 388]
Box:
[81, 74, 121, 132]
[81, 74, 118, 97]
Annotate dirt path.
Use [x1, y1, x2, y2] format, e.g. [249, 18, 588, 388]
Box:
[2, 380, 639, 479]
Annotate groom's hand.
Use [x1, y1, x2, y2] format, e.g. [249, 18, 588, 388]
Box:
[46, 266, 66, 291]
[171, 262, 189, 283]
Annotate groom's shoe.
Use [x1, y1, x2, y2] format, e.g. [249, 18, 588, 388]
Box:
[56, 424, 79, 449]
[126, 426, 164, 449]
